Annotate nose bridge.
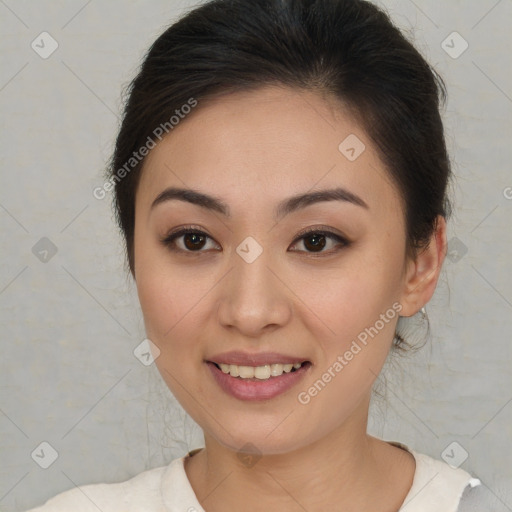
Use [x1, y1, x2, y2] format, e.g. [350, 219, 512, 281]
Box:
[234, 237, 271, 293]
[217, 234, 291, 333]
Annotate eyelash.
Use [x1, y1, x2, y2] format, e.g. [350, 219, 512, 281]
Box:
[160, 225, 350, 256]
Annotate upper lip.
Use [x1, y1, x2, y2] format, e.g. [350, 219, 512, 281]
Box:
[207, 351, 310, 366]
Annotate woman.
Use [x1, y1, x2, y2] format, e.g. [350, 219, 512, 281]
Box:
[27, 0, 488, 510]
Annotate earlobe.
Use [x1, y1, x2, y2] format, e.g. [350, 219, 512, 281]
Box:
[399, 216, 447, 317]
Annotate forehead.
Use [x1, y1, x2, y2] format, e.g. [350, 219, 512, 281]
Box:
[137, 86, 403, 221]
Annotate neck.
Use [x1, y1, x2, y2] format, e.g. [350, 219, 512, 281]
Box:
[184, 396, 415, 511]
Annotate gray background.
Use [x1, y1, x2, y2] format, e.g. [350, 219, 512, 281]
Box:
[1, 0, 511, 511]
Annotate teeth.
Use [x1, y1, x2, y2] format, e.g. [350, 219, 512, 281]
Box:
[270, 363, 283, 377]
[238, 366, 255, 378]
[216, 362, 305, 379]
[254, 365, 271, 379]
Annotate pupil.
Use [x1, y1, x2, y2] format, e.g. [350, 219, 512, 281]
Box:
[305, 234, 325, 251]
[185, 233, 205, 250]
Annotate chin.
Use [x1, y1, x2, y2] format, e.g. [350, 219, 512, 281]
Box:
[201, 411, 322, 457]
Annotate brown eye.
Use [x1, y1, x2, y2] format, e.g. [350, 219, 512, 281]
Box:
[289, 229, 349, 254]
[161, 228, 219, 253]
[183, 232, 207, 251]
[302, 233, 327, 252]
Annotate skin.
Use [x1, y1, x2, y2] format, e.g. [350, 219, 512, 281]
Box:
[133, 85, 447, 511]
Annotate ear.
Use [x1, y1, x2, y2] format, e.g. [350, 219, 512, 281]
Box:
[399, 215, 447, 317]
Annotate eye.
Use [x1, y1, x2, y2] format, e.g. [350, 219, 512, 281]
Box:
[289, 227, 349, 254]
[161, 226, 220, 253]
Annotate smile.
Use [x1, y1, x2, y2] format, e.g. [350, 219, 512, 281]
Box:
[206, 356, 312, 401]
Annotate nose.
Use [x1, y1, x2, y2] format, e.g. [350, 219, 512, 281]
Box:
[216, 242, 292, 338]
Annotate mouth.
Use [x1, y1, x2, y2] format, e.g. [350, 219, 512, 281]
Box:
[206, 358, 312, 401]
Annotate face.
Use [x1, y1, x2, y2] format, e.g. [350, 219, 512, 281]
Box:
[133, 86, 413, 455]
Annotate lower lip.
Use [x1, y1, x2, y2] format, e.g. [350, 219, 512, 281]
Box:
[207, 362, 311, 401]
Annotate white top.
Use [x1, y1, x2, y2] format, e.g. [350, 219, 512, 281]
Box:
[26, 443, 483, 512]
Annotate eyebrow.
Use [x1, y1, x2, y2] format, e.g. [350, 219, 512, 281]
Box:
[150, 186, 369, 220]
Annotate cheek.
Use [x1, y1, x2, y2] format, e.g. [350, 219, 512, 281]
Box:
[134, 230, 196, 340]
[135, 269, 206, 404]
[136, 269, 198, 344]
[134, 252, 219, 377]
[291, 251, 402, 347]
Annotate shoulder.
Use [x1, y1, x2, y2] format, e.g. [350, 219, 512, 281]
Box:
[25, 461, 177, 512]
